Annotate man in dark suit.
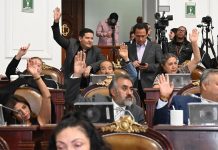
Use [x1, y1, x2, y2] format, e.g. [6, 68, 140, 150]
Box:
[127, 23, 163, 100]
[52, 7, 105, 81]
[153, 69, 218, 125]
[65, 51, 145, 124]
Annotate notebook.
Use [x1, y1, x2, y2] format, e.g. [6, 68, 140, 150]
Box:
[166, 73, 192, 88]
[74, 102, 114, 123]
[188, 103, 218, 125]
[90, 74, 114, 85]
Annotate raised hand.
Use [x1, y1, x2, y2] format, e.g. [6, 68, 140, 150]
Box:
[74, 51, 86, 77]
[16, 43, 30, 60]
[27, 59, 39, 78]
[189, 29, 199, 43]
[158, 74, 174, 101]
[118, 43, 129, 61]
[53, 7, 62, 23]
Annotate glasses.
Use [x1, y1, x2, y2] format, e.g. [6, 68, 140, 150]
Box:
[178, 29, 186, 32]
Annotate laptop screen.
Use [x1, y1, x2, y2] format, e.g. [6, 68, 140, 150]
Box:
[166, 73, 192, 88]
[188, 103, 218, 125]
[74, 102, 114, 123]
[90, 74, 114, 85]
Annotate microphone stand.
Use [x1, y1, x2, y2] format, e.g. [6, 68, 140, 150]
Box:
[0, 104, 25, 125]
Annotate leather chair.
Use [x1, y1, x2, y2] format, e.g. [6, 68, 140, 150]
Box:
[0, 136, 10, 150]
[42, 63, 64, 85]
[14, 87, 42, 115]
[176, 82, 200, 96]
[101, 116, 173, 150]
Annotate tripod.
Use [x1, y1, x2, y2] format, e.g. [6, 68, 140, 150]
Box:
[156, 28, 168, 54]
[200, 25, 218, 67]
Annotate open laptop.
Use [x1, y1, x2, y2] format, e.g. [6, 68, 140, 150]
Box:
[166, 73, 192, 88]
[188, 103, 218, 125]
[74, 102, 114, 123]
[90, 74, 114, 85]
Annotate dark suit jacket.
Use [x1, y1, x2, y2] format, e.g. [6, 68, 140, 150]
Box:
[128, 41, 163, 88]
[153, 95, 201, 125]
[51, 22, 105, 78]
[64, 78, 145, 124]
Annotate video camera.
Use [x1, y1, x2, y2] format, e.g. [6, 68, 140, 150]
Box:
[154, 12, 173, 30]
[108, 12, 118, 27]
[202, 16, 212, 25]
[197, 16, 213, 28]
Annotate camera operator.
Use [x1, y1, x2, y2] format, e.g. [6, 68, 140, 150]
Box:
[96, 12, 119, 46]
[168, 26, 193, 64]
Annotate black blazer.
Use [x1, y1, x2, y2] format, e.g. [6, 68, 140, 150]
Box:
[51, 22, 105, 78]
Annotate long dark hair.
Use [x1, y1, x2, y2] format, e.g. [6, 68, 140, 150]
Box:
[48, 112, 111, 150]
[5, 95, 36, 124]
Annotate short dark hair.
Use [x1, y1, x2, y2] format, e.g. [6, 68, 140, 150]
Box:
[133, 23, 148, 34]
[136, 16, 143, 23]
[108, 74, 133, 97]
[170, 28, 178, 34]
[79, 28, 94, 37]
[48, 111, 110, 150]
[109, 12, 118, 21]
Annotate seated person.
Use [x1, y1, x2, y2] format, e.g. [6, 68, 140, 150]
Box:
[153, 69, 218, 125]
[5, 44, 58, 89]
[64, 51, 145, 124]
[98, 43, 137, 82]
[5, 59, 51, 125]
[48, 111, 110, 150]
[153, 29, 201, 88]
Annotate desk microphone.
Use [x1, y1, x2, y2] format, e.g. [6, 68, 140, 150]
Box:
[0, 104, 25, 125]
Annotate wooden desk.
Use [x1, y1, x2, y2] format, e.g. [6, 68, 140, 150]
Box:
[49, 89, 65, 123]
[154, 125, 218, 150]
[143, 88, 180, 127]
[0, 125, 40, 150]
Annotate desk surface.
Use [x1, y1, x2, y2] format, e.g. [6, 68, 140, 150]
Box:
[154, 125, 218, 150]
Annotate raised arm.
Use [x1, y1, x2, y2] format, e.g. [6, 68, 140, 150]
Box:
[187, 29, 201, 72]
[119, 43, 137, 82]
[52, 7, 70, 50]
[5, 44, 30, 78]
[27, 59, 51, 125]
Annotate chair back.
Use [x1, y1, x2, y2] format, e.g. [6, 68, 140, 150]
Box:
[42, 63, 64, 85]
[14, 87, 42, 115]
[176, 82, 200, 96]
[0, 136, 10, 150]
[101, 116, 173, 150]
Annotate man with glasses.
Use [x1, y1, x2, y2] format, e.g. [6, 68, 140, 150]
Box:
[167, 26, 193, 64]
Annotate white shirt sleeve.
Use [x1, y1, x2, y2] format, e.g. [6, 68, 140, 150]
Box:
[156, 99, 168, 109]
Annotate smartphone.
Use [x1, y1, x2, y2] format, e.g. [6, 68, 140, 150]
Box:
[140, 63, 147, 66]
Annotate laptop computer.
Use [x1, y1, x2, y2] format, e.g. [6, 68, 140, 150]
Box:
[166, 73, 192, 88]
[74, 102, 114, 123]
[90, 74, 114, 85]
[188, 103, 218, 125]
